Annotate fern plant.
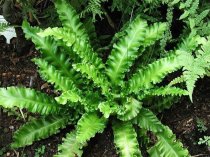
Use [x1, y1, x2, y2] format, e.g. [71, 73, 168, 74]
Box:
[1, 0, 209, 156]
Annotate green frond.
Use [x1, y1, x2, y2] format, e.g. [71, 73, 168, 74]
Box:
[189, 0, 199, 15]
[128, 54, 181, 93]
[135, 108, 164, 133]
[195, 9, 210, 26]
[0, 87, 60, 115]
[81, 0, 106, 21]
[143, 22, 167, 47]
[150, 96, 179, 113]
[11, 115, 69, 148]
[76, 112, 107, 144]
[37, 27, 76, 47]
[33, 58, 77, 91]
[38, 27, 104, 69]
[98, 101, 119, 118]
[82, 91, 101, 112]
[148, 147, 160, 156]
[177, 37, 210, 101]
[179, 11, 189, 20]
[146, 86, 189, 97]
[168, 75, 185, 86]
[54, 0, 88, 39]
[55, 90, 81, 105]
[112, 121, 142, 157]
[117, 98, 142, 121]
[73, 63, 110, 95]
[177, 32, 200, 53]
[180, 0, 193, 9]
[33, 58, 86, 106]
[55, 131, 84, 157]
[148, 126, 190, 157]
[22, 21, 78, 81]
[106, 17, 148, 85]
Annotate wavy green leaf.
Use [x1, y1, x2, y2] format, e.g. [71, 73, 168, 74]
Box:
[55, 90, 81, 105]
[113, 121, 142, 157]
[128, 54, 181, 93]
[12, 115, 69, 148]
[38, 27, 104, 69]
[54, 0, 88, 39]
[55, 131, 84, 157]
[135, 108, 163, 133]
[117, 98, 142, 121]
[76, 112, 107, 144]
[73, 62, 110, 95]
[98, 101, 119, 118]
[22, 21, 78, 81]
[106, 17, 147, 85]
[143, 22, 167, 47]
[148, 126, 190, 157]
[0, 87, 60, 115]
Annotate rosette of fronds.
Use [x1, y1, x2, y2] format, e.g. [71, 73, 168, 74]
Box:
[1, 0, 207, 156]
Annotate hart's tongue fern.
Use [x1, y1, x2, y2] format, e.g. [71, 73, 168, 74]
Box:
[2, 0, 210, 156]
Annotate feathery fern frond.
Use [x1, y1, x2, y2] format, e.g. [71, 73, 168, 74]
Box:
[11, 115, 69, 148]
[117, 98, 142, 121]
[80, 0, 107, 21]
[38, 27, 104, 69]
[106, 17, 148, 85]
[135, 108, 164, 133]
[128, 54, 181, 93]
[177, 37, 210, 101]
[148, 126, 190, 157]
[113, 121, 142, 157]
[168, 75, 185, 86]
[0, 87, 60, 115]
[73, 62, 110, 94]
[76, 112, 107, 144]
[145, 86, 189, 97]
[177, 32, 200, 52]
[55, 131, 84, 157]
[195, 9, 210, 26]
[179, 0, 199, 20]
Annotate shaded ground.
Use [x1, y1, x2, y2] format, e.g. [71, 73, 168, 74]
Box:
[162, 78, 210, 156]
[0, 37, 210, 157]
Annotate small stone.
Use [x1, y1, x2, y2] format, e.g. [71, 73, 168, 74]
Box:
[9, 126, 14, 130]
[16, 75, 20, 78]
[6, 152, 10, 156]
